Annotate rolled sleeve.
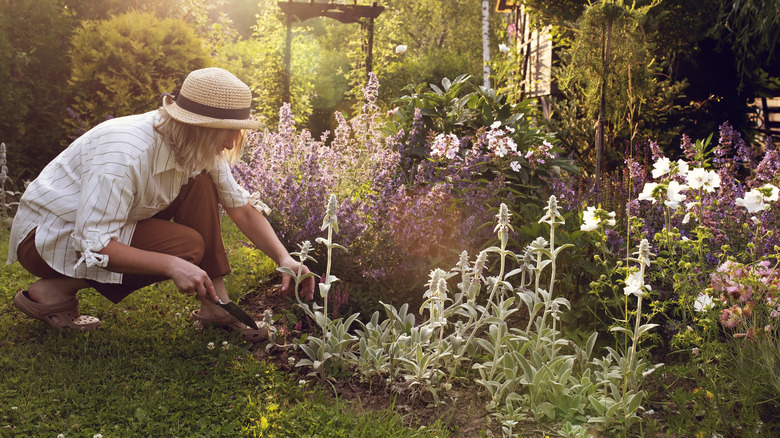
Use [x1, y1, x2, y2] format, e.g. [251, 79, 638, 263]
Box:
[210, 158, 251, 208]
[72, 171, 133, 268]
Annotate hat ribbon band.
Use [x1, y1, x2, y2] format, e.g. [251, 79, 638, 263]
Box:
[164, 92, 251, 120]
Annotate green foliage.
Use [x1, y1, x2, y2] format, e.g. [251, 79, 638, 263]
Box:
[561, 1, 657, 129]
[388, 73, 577, 238]
[522, 0, 589, 26]
[215, 1, 320, 128]
[0, 0, 76, 184]
[368, 0, 505, 109]
[708, 0, 780, 94]
[549, 0, 693, 170]
[279, 199, 662, 436]
[65, 11, 212, 137]
[62, 0, 188, 21]
[0, 221, 443, 437]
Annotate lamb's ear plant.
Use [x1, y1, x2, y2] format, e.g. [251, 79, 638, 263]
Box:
[0, 142, 22, 226]
[280, 194, 359, 380]
[281, 196, 662, 434]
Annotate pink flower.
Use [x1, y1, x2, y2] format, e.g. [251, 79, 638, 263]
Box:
[430, 133, 460, 160]
[720, 306, 743, 329]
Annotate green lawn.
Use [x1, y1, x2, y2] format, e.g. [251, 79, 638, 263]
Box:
[0, 220, 447, 437]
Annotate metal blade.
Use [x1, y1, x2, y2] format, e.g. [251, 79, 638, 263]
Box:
[217, 299, 259, 330]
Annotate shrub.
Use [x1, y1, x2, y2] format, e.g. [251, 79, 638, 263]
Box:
[65, 11, 211, 137]
[0, 0, 75, 183]
[233, 73, 401, 290]
[235, 73, 574, 305]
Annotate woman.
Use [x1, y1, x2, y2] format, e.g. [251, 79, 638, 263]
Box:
[7, 67, 314, 341]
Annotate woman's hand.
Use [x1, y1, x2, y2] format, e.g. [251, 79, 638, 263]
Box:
[168, 258, 218, 302]
[278, 255, 315, 300]
[225, 204, 317, 301]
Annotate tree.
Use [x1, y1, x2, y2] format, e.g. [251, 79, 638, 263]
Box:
[557, 0, 660, 190]
[482, 0, 491, 88]
[709, 0, 779, 95]
[0, 0, 75, 184]
[370, 0, 504, 106]
[66, 12, 212, 137]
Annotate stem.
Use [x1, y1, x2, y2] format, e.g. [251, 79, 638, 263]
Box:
[463, 229, 509, 352]
[323, 224, 333, 329]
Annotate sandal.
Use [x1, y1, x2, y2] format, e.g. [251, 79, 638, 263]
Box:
[13, 290, 101, 331]
[190, 310, 268, 343]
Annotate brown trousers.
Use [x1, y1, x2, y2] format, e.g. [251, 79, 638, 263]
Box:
[16, 173, 231, 303]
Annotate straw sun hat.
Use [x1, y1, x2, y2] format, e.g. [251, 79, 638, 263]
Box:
[162, 67, 260, 130]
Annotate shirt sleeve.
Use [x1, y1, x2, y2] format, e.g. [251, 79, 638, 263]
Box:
[72, 167, 134, 269]
[209, 158, 269, 214]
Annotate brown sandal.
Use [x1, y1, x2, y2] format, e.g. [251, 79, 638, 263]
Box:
[13, 291, 101, 331]
[190, 310, 268, 343]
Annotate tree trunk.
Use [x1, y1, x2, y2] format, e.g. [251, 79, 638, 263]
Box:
[595, 18, 612, 201]
[482, 0, 490, 88]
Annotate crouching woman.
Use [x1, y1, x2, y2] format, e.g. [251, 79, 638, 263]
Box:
[7, 67, 314, 341]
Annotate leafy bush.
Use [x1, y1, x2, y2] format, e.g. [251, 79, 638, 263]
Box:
[235, 73, 575, 306]
[0, 0, 75, 183]
[65, 11, 212, 137]
[233, 74, 400, 289]
[550, 122, 780, 434]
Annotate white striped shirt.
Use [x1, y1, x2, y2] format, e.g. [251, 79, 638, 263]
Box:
[6, 110, 249, 284]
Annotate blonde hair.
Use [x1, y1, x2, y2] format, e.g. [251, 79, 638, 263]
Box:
[155, 108, 245, 174]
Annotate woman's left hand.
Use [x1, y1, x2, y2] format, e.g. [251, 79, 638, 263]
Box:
[278, 256, 315, 300]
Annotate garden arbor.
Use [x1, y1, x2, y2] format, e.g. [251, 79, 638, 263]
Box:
[277, 1, 384, 103]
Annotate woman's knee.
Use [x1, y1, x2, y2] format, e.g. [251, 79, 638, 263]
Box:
[177, 226, 206, 265]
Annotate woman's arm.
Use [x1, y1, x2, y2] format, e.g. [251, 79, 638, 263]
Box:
[98, 240, 218, 302]
[224, 203, 315, 299]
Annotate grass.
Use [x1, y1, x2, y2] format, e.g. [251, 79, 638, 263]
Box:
[0, 219, 448, 438]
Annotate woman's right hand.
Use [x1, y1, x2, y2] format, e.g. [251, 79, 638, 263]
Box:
[168, 258, 218, 302]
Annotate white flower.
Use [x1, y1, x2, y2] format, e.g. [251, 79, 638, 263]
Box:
[704, 171, 721, 192]
[682, 213, 691, 224]
[751, 216, 761, 225]
[651, 157, 671, 179]
[298, 379, 307, 386]
[490, 121, 501, 129]
[736, 189, 767, 213]
[395, 44, 407, 55]
[664, 180, 688, 210]
[207, 342, 215, 350]
[686, 167, 709, 189]
[580, 206, 616, 231]
[693, 294, 714, 312]
[624, 271, 648, 297]
[498, 43, 510, 54]
[58, 435, 65, 438]
[94, 435, 103, 438]
[430, 133, 460, 159]
[638, 182, 659, 203]
[676, 159, 689, 176]
[581, 206, 599, 232]
[762, 184, 780, 201]
[509, 161, 521, 172]
[288, 357, 296, 365]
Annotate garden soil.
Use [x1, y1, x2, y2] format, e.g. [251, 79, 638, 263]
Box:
[240, 277, 505, 437]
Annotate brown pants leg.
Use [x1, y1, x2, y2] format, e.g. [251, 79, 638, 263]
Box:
[16, 173, 231, 304]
